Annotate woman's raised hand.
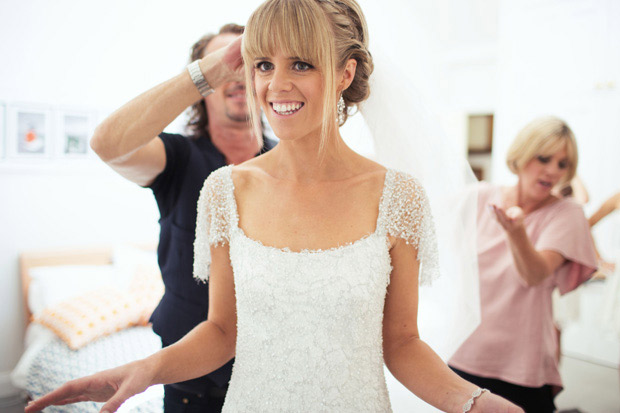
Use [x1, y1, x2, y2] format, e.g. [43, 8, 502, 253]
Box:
[490, 204, 525, 234]
[24, 360, 154, 413]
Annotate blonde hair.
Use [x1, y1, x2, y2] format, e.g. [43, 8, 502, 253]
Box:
[506, 116, 578, 186]
[242, 0, 373, 152]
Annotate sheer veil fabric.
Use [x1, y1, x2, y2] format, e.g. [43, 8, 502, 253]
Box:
[354, 51, 481, 410]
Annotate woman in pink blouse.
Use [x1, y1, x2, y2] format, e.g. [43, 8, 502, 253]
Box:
[449, 116, 597, 411]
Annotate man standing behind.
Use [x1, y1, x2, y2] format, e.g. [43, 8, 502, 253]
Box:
[90, 24, 275, 412]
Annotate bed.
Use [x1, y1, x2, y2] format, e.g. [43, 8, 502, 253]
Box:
[11, 245, 165, 412]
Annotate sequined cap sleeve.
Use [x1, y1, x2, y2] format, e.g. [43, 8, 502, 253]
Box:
[381, 170, 440, 285]
[193, 166, 235, 282]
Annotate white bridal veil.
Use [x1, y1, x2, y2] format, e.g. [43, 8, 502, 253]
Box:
[351, 51, 481, 410]
[361, 51, 481, 358]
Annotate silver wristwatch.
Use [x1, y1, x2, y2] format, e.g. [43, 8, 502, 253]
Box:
[187, 60, 214, 98]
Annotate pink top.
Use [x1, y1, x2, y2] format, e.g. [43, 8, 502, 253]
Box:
[449, 182, 597, 390]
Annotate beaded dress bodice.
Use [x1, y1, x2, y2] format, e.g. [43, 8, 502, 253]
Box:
[193, 166, 438, 413]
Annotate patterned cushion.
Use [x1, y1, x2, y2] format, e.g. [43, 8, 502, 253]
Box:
[35, 264, 163, 350]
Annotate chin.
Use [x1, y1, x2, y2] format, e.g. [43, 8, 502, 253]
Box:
[270, 130, 298, 141]
[227, 111, 250, 123]
[533, 188, 552, 200]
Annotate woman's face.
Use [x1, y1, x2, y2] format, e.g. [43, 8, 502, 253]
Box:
[519, 146, 570, 201]
[253, 51, 325, 141]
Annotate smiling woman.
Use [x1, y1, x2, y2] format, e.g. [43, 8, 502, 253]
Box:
[241, 0, 372, 149]
[252, 53, 327, 141]
[24, 1, 522, 412]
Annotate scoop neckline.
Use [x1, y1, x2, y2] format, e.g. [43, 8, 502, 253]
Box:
[226, 166, 393, 255]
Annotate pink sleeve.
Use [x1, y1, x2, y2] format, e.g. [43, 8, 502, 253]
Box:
[535, 201, 598, 295]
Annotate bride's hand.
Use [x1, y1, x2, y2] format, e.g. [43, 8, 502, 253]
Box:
[471, 391, 524, 412]
[25, 360, 154, 413]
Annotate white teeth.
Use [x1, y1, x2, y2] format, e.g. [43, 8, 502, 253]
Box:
[273, 102, 303, 115]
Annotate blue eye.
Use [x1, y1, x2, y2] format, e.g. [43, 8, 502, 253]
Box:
[293, 61, 313, 71]
[255, 61, 274, 72]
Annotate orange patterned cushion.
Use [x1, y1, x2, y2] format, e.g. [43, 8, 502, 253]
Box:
[35, 266, 163, 350]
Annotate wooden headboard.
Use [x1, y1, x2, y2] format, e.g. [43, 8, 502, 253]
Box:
[19, 247, 114, 325]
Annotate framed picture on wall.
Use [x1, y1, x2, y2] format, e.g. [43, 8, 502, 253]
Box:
[6, 104, 53, 158]
[55, 110, 96, 158]
[471, 166, 484, 181]
[467, 114, 494, 154]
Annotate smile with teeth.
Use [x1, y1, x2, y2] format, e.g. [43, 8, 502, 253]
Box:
[271, 102, 304, 115]
[538, 180, 552, 188]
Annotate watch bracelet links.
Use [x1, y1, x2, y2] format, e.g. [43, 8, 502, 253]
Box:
[187, 60, 214, 98]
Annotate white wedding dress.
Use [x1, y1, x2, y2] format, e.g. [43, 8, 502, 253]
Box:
[193, 165, 439, 413]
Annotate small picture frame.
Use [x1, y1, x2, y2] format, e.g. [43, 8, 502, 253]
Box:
[471, 166, 484, 181]
[467, 114, 494, 154]
[55, 110, 96, 158]
[7, 104, 53, 158]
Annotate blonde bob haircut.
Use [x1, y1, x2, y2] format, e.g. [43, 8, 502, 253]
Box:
[242, 0, 373, 152]
[506, 116, 578, 187]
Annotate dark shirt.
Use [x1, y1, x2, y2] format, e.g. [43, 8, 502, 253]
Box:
[149, 132, 276, 393]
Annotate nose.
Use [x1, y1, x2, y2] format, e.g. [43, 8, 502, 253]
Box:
[268, 67, 293, 92]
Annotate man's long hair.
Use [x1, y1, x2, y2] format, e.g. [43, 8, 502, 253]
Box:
[186, 23, 244, 139]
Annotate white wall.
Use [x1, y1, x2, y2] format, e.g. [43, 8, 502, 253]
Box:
[493, 0, 620, 252]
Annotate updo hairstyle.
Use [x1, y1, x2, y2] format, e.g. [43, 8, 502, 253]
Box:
[242, 0, 374, 146]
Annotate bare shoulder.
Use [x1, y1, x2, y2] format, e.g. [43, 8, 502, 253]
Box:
[348, 154, 388, 186]
[230, 154, 272, 192]
[354, 153, 385, 173]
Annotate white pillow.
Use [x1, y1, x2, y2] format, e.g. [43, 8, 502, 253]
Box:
[27, 245, 159, 318]
[113, 244, 158, 284]
[28, 265, 119, 317]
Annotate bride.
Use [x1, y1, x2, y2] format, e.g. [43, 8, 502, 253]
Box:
[26, 0, 521, 412]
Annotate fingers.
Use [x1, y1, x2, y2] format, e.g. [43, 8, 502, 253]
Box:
[24, 381, 83, 412]
[489, 204, 524, 232]
[45, 395, 93, 406]
[201, 36, 244, 85]
[222, 36, 244, 70]
[99, 386, 136, 413]
[489, 204, 508, 226]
